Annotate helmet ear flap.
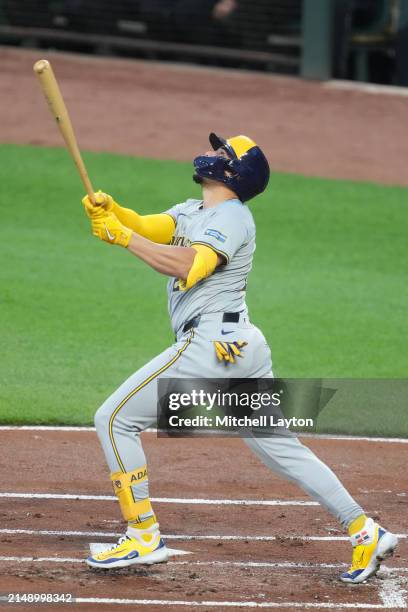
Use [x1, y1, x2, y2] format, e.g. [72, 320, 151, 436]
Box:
[225, 159, 239, 178]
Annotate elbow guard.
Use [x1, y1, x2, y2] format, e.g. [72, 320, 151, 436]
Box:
[180, 244, 218, 291]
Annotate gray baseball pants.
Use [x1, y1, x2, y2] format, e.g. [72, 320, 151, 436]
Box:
[94, 313, 363, 528]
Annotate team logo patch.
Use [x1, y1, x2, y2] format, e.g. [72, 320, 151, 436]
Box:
[204, 228, 227, 243]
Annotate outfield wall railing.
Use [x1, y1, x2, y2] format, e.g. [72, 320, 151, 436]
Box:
[0, 0, 302, 73]
[0, 0, 406, 83]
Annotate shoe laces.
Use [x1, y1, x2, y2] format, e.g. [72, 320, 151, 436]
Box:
[108, 534, 131, 551]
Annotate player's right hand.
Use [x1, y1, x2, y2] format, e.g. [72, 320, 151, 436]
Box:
[91, 211, 132, 247]
[82, 190, 115, 219]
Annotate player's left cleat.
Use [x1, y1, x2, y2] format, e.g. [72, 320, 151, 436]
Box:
[86, 523, 168, 569]
[340, 518, 398, 584]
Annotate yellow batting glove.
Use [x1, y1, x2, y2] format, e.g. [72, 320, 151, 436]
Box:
[82, 190, 115, 219]
[214, 341, 247, 364]
[91, 212, 132, 248]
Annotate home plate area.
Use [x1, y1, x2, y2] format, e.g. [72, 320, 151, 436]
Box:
[0, 428, 407, 609]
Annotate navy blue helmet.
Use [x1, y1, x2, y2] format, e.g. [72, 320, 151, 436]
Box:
[193, 133, 270, 202]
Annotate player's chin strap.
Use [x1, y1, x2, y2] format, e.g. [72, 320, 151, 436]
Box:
[178, 244, 218, 291]
[111, 466, 155, 525]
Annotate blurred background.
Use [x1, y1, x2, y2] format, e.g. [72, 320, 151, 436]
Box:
[1, 0, 407, 432]
[1, 0, 408, 85]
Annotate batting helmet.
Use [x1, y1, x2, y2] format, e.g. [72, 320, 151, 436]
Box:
[193, 133, 270, 202]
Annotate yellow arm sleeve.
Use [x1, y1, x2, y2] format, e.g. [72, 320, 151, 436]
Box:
[179, 244, 219, 291]
[112, 203, 175, 244]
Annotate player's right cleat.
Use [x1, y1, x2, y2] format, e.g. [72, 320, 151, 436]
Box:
[86, 523, 168, 569]
[340, 518, 398, 584]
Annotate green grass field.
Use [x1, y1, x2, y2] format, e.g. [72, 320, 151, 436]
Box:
[1, 144, 407, 435]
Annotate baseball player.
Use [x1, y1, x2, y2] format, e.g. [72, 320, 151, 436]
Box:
[83, 133, 397, 583]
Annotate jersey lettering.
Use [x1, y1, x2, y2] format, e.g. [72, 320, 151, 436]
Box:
[170, 235, 191, 247]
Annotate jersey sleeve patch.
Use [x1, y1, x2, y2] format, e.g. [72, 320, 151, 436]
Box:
[204, 228, 227, 243]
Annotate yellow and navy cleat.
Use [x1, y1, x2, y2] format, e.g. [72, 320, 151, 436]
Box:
[86, 524, 168, 569]
[340, 518, 398, 584]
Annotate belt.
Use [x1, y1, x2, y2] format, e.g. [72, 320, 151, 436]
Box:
[182, 311, 240, 334]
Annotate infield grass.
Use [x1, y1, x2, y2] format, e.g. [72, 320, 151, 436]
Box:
[0, 144, 407, 435]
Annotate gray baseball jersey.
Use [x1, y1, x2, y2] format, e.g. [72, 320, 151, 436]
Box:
[164, 198, 256, 333]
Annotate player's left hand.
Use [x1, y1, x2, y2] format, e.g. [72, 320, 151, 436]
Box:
[214, 340, 247, 364]
[91, 212, 132, 248]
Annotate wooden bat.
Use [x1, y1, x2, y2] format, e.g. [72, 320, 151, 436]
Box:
[33, 59, 95, 204]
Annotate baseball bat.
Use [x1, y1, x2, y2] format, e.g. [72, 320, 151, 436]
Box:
[33, 59, 95, 203]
